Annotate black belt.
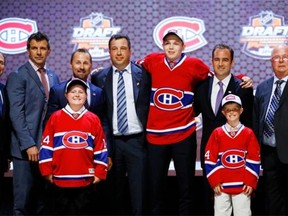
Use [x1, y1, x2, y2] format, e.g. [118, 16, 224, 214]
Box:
[114, 132, 143, 139]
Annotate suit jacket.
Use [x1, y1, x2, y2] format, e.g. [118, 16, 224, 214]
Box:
[6, 62, 59, 159]
[91, 62, 151, 156]
[194, 75, 254, 167]
[253, 76, 288, 166]
[45, 79, 105, 124]
[0, 83, 10, 172]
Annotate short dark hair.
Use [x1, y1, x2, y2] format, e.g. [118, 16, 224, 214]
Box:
[212, 44, 234, 61]
[108, 34, 131, 49]
[70, 48, 92, 64]
[27, 32, 50, 50]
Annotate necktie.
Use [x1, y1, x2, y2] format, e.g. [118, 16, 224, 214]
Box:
[38, 68, 49, 99]
[263, 80, 284, 138]
[215, 81, 224, 114]
[116, 69, 128, 134]
[72, 113, 79, 119]
[169, 61, 176, 69]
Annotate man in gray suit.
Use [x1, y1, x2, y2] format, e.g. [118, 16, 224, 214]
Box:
[6, 32, 59, 215]
[254, 44, 288, 215]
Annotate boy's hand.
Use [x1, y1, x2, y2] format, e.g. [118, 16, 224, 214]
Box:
[243, 185, 253, 196]
[213, 184, 223, 196]
[93, 176, 101, 184]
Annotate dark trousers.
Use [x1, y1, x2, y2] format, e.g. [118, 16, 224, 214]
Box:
[47, 184, 95, 215]
[262, 145, 288, 215]
[13, 157, 47, 216]
[148, 132, 197, 215]
[109, 133, 147, 215]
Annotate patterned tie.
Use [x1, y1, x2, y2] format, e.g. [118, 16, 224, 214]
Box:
[215, 81, 224, 114]
[263, 80, 284, 138]
[38, 68, 49, 99]
[72, 113, 79, 119]
[169, 61, 176, 69]
[116, 69, 128, 134]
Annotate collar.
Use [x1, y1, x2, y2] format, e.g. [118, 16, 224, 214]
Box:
[213, 74, 232, 87]
[64, 104, 86, 114]
[112, 63, 131, 75]
[273, 75, 288, 84]
[29, 59, 46, 72]
[224, 122, 242, 132]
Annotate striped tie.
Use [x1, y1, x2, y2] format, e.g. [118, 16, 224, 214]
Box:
[116, 69, 128, 134]
[263, 80, 284, 138]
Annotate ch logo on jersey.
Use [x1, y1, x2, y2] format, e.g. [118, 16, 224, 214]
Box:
[221, 149, 246, 169]
[153, 16, 207, 53]
[152, 88, 193, 111]
[62, 131, 89, 149]
[0, 17, 38, 54]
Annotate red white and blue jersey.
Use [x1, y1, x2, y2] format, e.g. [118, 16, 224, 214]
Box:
[141, 52, 210, 145]
[204, 124, 261, 194]
[39, 108, 108, 188]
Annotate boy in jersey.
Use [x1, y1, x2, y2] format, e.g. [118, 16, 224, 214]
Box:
[39, 78, 108, 215]
[205, 94, 260, 216]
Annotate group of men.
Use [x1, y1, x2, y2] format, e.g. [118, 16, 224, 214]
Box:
[0, 29, 288, 216]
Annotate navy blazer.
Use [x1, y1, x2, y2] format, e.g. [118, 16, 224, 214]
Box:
[45, 79, 105, 124]
[6, 62, 59, 159]
[91, 62, 151, 155]
[194, 75, 254, 167]
[254, 77, 288, 165]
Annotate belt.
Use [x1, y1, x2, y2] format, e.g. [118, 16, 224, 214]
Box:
[114, 132, 143, 139]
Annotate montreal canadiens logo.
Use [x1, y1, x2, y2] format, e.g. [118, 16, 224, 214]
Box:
[153, 87, 193, 111]
[153, 16, 207, 53]
[0, 17, 38, 54]
[62, 131, 89, 149]
[221, 149, 246, 169]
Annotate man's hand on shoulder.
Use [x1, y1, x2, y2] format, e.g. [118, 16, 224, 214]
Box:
[240, 75, 253, 88]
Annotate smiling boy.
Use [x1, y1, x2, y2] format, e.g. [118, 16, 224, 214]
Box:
[204, 94, 260, 216]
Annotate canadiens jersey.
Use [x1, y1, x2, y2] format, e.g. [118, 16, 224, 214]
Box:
[204, 124, 261, 194]
[39, 108, 108, 188]
[141, 52, 210, 145]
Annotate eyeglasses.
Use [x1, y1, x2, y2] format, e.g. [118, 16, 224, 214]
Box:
[223, 107, 241, 113]
[271, 55, 288, 62]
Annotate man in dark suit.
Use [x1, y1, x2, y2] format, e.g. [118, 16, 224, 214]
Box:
[253, 44, 288, 215]
[194, 44, 254, 214]
[91, 34, 151, 215]
[0, 52, 10, 213]
[6, 32, 59, 215]
[45, 48, 105, 126]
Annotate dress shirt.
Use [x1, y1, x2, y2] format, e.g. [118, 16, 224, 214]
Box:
[29, 59, 50, 89]
[112, 64, 143, 135]
[211, 74, 232, 114]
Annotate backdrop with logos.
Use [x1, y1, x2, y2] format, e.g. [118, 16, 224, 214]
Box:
[1, 0, 287, 86]
[1, 0, 287, 174]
